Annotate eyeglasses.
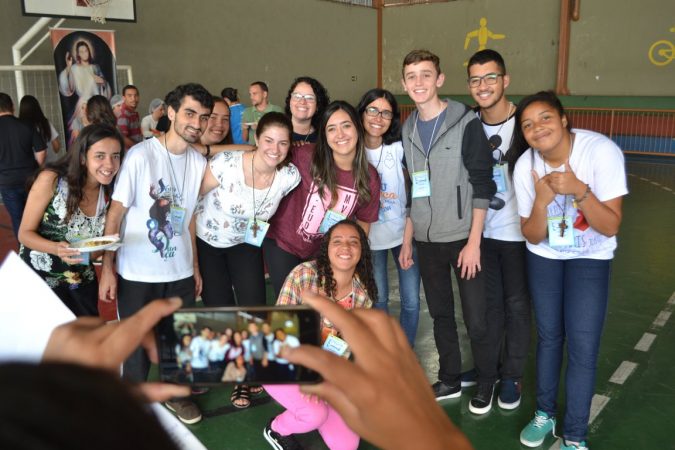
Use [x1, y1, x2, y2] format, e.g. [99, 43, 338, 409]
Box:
[365, 106, 394, 120]
[290, 93, 316, 103]
[467, 73, 503, 88]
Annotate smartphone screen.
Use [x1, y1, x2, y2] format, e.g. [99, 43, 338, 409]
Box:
[156, 306, 322, 385]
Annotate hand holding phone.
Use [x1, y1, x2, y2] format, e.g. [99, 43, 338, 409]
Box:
[155, 306, 322, 385]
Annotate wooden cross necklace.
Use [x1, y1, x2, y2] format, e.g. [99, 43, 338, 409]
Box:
[250, 152, 276, 238]
[542, 133, 575, 238]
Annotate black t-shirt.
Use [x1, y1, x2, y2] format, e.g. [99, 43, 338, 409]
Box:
[0, 116, 46, 187]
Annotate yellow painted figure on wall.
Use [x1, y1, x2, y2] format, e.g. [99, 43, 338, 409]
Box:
[463, 17, 505, 66]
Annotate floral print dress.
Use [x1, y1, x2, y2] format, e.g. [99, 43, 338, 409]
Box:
[19, 178, 107, 290]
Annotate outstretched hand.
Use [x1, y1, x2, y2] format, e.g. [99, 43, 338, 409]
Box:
[43, 297, 190, 402]
[281, 291, 473, 450]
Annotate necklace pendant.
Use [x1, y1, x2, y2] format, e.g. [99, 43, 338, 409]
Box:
[559, 219, 568, 237]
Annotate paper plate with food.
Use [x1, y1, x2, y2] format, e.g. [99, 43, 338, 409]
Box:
[68, 235, 121, 252]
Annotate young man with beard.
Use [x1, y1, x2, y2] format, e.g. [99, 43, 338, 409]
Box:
[398, 49, 498, 414]
[100, 83, 214, 424]
[241, 81, 283, 145]
[117, 85, 143, 149]
[467, 49, 530, 411]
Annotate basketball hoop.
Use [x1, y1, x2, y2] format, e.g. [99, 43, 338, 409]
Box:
[83, 0, 112, 24]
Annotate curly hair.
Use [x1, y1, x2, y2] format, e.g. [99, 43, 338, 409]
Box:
[315, 219, 378, 303]
[284, 76, 330, 132]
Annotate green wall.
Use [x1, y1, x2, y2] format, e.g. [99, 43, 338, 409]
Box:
[1, 0, 377, 106]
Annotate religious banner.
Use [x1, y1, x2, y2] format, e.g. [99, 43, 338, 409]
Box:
[50, 28, 117, 146]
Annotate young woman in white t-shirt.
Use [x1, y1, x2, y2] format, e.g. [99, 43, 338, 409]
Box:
[195, 112, 300, 307]
[356, 88, 421, 347]
[513, 91, 628, 450]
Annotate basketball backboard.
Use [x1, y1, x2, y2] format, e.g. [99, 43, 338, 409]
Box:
[21, 0, 136, 23]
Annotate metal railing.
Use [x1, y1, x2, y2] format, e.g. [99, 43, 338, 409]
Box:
[399, 104, 675, 156]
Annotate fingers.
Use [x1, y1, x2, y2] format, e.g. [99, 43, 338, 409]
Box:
[283, 344, 362, 386]
[299, 381, 361, 429]
[136, 382, 191, 403]
[103, 297, 182, 366]
[300, 292, 376, 353]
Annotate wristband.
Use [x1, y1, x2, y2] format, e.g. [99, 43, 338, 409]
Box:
[574, 184, 591, 206]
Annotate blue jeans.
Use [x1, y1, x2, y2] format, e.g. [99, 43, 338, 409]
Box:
[527, 251, 611, 443]
[372, 244, 421, 347]
[0, 186, 28, 239]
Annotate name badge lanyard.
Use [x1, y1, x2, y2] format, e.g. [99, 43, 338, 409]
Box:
[483, 103, 514, 194]
[542, 134, 575, 243]
[318, 177, 356, 233]
[164, 136, 189, 235]
[410, 110, 441, 198]
[250, 153, 275, 238]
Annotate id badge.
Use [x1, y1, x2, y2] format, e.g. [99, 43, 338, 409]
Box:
[411, 170, 431, 198]
[323, 334, 350, 359]
[547, 215, 575, 247]
[170, 205, 186, 235]
[493, 164, 508, 193]
[244, 218, 269, 247]
[319, 209, 348, 234]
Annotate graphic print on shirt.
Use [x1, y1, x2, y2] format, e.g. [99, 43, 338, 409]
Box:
[147, 178, 180, 259]
[378, 149, 400, 222]
[297, 181, 358, 243]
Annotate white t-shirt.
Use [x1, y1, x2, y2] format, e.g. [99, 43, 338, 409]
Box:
[513, 129, 628, 260]
[189, 336, 211, 369]
[45, 123, 61, 163]
[365, 141, 407, 250]
[195, 151, 300, 248]
[273, 334, 300, 365]
[113, 137, 207, 282]
[480, 113, 524, 242]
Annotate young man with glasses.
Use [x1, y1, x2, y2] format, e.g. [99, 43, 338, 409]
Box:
[242, 81, 283, 145]
[467, 49, 531, 412]
[399, 49, 498, 413]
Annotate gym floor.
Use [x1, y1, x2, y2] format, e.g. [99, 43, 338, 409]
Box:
[1, 157, 673, 449]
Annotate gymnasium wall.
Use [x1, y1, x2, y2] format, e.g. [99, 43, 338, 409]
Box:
[0, 0, 377, 106]
[383, 0, 675, 98]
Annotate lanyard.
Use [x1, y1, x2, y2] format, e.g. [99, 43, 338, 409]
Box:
[251, 152, 276, 222]
[410, 110, 441, 172]
[164, 135, 188, 206]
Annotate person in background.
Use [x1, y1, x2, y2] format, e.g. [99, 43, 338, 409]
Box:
[222, 87, 245, 144]
[117, 84, 142, 149]
[19, 95, 61, 163]
[284, 76, 330, 145]
[86, 95, 117, 128]
[241, 81, 284, 145]
[110, 94, 124, 118]
[0, 92, 47, 239]
[357, 88, 421, 348]
[141, 98, 166, 139]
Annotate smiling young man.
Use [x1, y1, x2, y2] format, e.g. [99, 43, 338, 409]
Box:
[467, 49, 531, 413]
[116, 84, 142, 149]
[99, 83, 214, 424]
[399, 49, 498, 413]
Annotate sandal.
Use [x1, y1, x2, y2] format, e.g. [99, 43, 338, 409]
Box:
[249, 384, 264, 396]
[230, 385, 251, 409]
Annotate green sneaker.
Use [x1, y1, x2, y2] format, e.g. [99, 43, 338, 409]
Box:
[561, 440, 588, 450]
[520, 410, 556, 447]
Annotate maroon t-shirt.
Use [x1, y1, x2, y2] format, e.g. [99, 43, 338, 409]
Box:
[267, 143, 380, 259]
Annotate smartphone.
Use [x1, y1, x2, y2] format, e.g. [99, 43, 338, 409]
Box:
[155, 306, 322, 385]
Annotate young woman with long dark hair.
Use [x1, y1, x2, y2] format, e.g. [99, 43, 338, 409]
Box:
[19, 95, 62, 162]
[263, 101, 381, 297]
[18, 124, 123, 316]
[356, 88, 421, 347]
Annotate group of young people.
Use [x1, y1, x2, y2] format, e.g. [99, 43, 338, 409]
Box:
[9, 46, 627, 450]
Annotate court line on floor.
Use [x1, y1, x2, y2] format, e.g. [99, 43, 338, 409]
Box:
[628, 172, 675, 195]
[547, 290, 674, 448]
